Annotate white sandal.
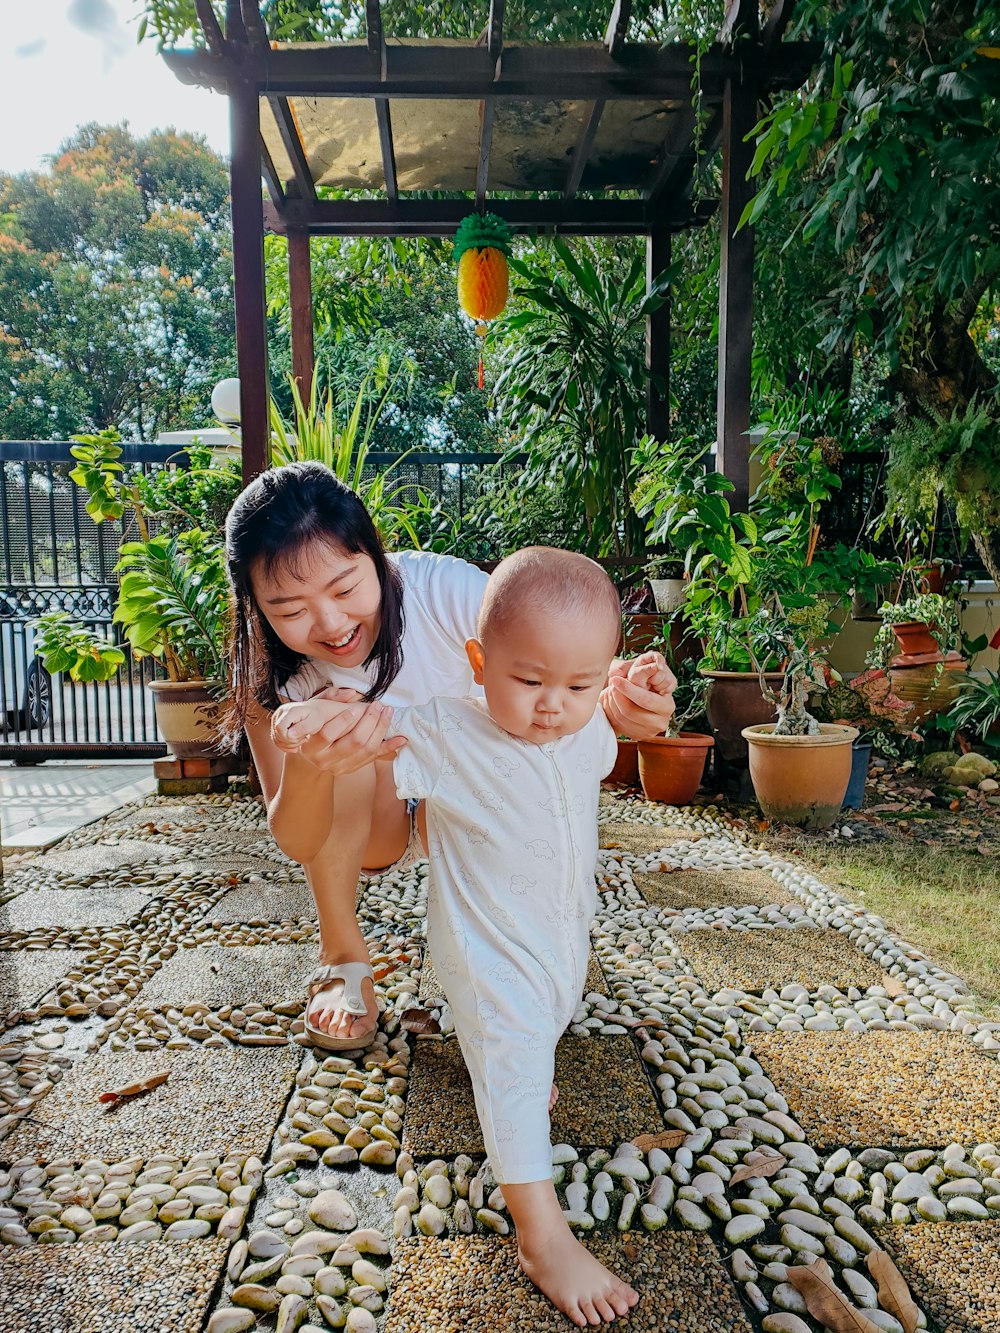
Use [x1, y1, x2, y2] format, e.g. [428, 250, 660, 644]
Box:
[304, 962, 379, 1051]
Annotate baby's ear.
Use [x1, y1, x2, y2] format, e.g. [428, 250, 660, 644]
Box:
[465, 638, 486, 684]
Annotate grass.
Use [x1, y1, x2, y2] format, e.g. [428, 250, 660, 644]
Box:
[780, 840, 1000, 1015]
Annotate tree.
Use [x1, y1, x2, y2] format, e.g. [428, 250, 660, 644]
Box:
[0, 124, 235, 440]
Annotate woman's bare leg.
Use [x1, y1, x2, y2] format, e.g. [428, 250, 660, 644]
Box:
[305, 759, 411, 1041]
[503, 1181, 639, 1327]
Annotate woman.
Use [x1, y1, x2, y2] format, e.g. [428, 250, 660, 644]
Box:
[225, 461, 676, 1049]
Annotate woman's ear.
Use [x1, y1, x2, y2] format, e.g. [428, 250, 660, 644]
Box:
[465, 638, 486, 684]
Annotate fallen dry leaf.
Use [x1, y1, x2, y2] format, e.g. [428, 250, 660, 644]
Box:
[400, 1008, 441, 1035]
[630, 1129, 687, 1152]
[867, 1250, 919, 1333]
[600, 840, 624, 849]
[786, 1260, 884, 1333]
[881, 973, 908, 998]
[730, 1146, 786, 1184]
[98, 1070, 170, 1105]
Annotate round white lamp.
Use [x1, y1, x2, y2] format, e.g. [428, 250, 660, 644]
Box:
[211, 377, 242, 426]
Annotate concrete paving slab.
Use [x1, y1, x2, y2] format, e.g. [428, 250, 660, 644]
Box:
[633, 867, 796, 911]
[0, 1237, 229, 1333]
[384, 1232, 754, 1333]
[876, 1220, 1000, 1332]
[403, 1034, 662, 1158]
[751, 1030, 1000, 1147]
[2, 1044, 301, 1160]
[0, 887, 155, 932]
[138, 942, 315, 1009]
[678, 923, 883, 993]
[0, 761, 156, 850]
[199, 879, 316, 924]
[598, 822, 704, 857]
[0, 948, 87, 1012]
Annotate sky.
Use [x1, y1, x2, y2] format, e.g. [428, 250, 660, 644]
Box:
[2, 0, 232, 175]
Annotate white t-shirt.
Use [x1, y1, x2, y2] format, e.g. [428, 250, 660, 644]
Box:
[280, 550, 489, 707]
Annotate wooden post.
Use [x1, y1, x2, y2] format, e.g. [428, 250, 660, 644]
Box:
[229, 73, 270, 486]
[288, 228, 315, 398]
[646, 228, 671, 444]
[716, 70, 757, 512]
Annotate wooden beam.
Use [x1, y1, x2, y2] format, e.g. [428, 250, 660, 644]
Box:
[259, 136, 286, 206]
[715, 74, 757, 513]
[476, 101, 496, 207]
[269, 96, 316, 200]
[288, 228, 314, 398]
[194, 0, 226, 57]
[374, 101, 398, 201]
[564, 100, 605, 199]
[240, 0, 269, 54]
[643, 103, 697, 201]
[605, 0, 633, 58]
[487, 0, 504, 77]
[277, 197, 650, 235]
[646, 229, 671, 444]
[366, 0, 386, 78]
[228, 78, 270, 485]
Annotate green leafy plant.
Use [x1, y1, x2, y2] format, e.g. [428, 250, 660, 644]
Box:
[34, 431, 234, 684]
[268, 359, 424, 549]
[869, 591, 963, 670]
[812, 666, 919, 757]
[493, 238, 671, 557]
[946, 671, 1000, 745]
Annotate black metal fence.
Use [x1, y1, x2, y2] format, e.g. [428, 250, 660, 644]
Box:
[1, 442, 187, 762]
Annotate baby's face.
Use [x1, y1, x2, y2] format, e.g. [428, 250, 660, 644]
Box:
[467, 607, 616, 745]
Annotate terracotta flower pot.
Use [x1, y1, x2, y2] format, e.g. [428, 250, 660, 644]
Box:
[741, 723, 859, 830]
[607, 737, 640, 786]
[149, 679, 222, 759]
[890, 621, 939, 657]
[637, 732, 714, 805]
[702, 670, 782, 764]
[888, 656, 968, 725]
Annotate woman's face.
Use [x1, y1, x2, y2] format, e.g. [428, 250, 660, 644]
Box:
[251, 540, 383, 669]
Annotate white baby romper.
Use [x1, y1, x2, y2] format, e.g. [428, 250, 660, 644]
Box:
[392, 694, 617, 1184]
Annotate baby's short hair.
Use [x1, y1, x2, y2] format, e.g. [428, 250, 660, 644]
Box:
[478, 547, 621, 652]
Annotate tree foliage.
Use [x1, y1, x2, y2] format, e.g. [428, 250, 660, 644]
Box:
[0, 124, 235, 440]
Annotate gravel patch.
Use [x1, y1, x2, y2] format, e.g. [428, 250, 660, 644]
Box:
[384, 1232, 753, 1332]
[876, 1221, 1000, 1332]
[678, 924, 884, 993]
[201, 881, 317, 924]
[3, 1045, 300, 1160]
[0, 1237, 229, 1333]
[598, 823, 704, 857]
[633, 868, 796, 911]
[751, 1029, 1000, 1146]
[403, 1034, 662, 1158]
[138, 943, 315, 1009]
[0, 949, 88, 1011]
[0, 889, 156, 932]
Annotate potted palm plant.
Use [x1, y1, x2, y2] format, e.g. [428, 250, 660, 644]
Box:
[34, 432, 237, 758]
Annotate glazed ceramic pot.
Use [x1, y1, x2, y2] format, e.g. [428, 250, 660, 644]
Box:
[702, 671, 782, 764]
[741, 723, 858, 830]
[842, 740, 873, 811]
[637, 732, 714, 805]
[149, 679, 222, 759]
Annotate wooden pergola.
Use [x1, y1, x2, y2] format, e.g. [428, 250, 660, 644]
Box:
[164, 1, 818, 504]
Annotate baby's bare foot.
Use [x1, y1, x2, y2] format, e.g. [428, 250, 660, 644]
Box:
[518, 1228, 639, 1327]
[549, 1083, 559, 1113]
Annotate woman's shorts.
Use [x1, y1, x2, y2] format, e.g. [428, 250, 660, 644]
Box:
[365, 798, 425, 876]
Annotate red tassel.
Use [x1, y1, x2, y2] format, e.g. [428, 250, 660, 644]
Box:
[477, 355, 484, 390]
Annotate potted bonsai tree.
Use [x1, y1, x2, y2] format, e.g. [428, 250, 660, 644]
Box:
[740, 597, 859, 829]
[34, 431, 237, 758]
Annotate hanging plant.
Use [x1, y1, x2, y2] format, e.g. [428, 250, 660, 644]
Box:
[453, 212, 512, 387]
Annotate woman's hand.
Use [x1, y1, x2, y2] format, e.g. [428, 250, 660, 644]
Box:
[274, 687, 406, 774]
[601, 651, 677, 740]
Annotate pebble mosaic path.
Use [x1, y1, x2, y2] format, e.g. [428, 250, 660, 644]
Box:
[1, 787, 1000, 1332]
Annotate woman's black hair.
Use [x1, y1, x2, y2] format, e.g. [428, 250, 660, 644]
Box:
[222, 461, 404, 739]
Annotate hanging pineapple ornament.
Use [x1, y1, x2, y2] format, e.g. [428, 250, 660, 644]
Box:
[453, 212, 512, 388]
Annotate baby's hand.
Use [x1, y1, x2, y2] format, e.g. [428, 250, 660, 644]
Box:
[272, 699, 342, 752]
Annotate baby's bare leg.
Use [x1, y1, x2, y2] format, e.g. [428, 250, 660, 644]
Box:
[502, 1180, 639, 1327]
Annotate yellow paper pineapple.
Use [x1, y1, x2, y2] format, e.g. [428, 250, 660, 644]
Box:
[454, 213, 512, 335]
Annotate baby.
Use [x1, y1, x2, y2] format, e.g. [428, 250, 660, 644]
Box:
[273, 547, 642, 1327]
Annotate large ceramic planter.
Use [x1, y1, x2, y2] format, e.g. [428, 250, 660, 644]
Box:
[149, 679, 222, 759]
[638, 732, 714, 805]
[702, 671, 783, 764]
[607, 738, 640, 786]
[648, 578, 687, 615]
[888, 656, 968, 725]
[742, 723, 859, 830]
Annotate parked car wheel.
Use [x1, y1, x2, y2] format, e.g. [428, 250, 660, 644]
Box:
[25, 660, 52, 727]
